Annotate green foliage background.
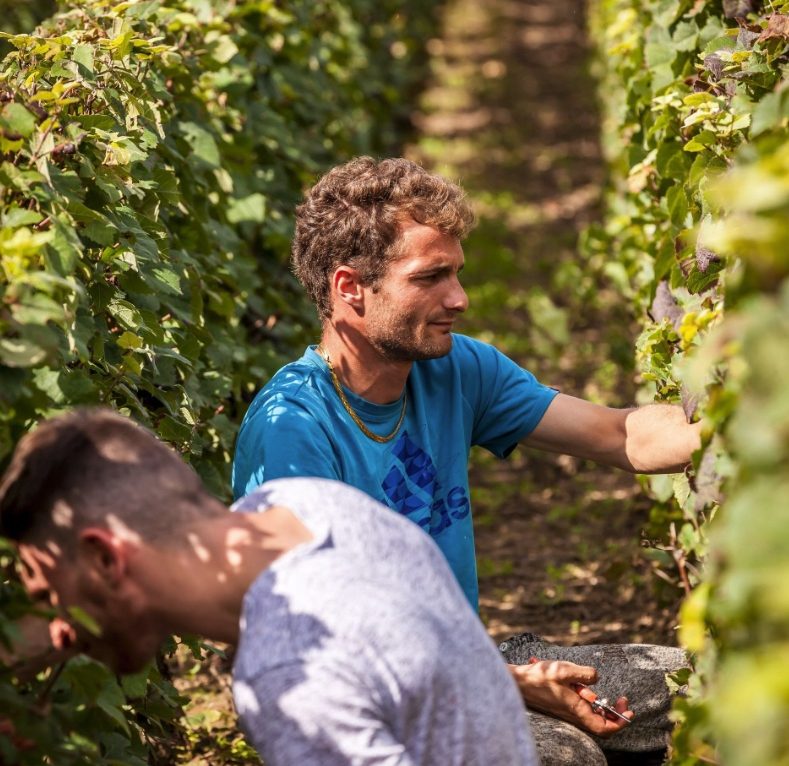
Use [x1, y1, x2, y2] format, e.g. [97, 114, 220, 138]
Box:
[0, 0, 439, 762]
[2, 0, 788, 762]
[587, 0, 788, 763]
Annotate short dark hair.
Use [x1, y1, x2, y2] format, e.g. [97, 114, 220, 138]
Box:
[291, 156, 475, 320]
[0, 409, 221, 546]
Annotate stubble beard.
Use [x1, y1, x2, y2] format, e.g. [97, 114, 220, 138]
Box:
[369, 314, 454, 362]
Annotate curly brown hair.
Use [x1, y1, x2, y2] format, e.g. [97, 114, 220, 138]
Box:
[291, 157, 475, 320]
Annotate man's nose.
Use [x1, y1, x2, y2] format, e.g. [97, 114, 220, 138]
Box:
[445, 276, 469, 313]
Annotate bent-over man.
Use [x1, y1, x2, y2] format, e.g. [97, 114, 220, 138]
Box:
[0, 409, 539, 766]
[232, 157, 694, 765]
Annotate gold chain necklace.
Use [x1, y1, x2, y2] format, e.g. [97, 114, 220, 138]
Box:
[318, 347, 407, 443]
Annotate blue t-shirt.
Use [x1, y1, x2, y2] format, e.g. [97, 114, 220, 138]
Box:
[232, 334, 558, 608]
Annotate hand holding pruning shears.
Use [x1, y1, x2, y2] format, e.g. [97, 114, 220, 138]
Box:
[508, 656, 634, 736]
[528, 656, 632, 725]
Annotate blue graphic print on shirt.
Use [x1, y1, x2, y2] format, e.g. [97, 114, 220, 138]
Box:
[382, 431, 470, 536]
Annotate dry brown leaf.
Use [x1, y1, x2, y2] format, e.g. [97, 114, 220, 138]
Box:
[759, 14, 789, 42]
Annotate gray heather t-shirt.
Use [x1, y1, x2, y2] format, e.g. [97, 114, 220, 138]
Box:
[231, 477, 537, 766]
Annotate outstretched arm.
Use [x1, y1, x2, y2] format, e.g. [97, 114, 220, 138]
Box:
[523, 394, 701, 473]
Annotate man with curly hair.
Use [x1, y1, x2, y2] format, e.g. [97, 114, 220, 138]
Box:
[233, 157, 696, 765]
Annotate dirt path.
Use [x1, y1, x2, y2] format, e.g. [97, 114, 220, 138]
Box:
[407, 0, 681, 646]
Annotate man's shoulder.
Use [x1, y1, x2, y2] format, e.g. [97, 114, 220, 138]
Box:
[249, 353, 330, 413]
[235, 353, 334, 457]
[260, 351, 322, 394]
[236, 477, 432, 543]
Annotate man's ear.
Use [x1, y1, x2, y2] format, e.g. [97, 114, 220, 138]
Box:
[77, 528, 126, 589]
[332, 265, 365, 313]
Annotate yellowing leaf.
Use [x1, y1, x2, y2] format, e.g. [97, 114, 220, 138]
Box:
[679, 582, 711, 652]
[117, 331, 143, 350]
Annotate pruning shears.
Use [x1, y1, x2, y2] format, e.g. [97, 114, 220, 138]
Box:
[570, 682, 632, 724]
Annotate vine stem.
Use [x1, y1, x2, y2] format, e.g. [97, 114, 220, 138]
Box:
[35, 660, 67, 708]
[669, 523, 693, 595]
